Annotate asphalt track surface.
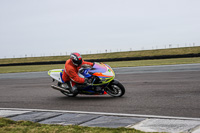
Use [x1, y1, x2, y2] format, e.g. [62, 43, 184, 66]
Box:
[0, 64, 200, 118]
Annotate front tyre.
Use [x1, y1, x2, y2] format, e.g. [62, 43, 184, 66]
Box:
[106, 80, 125, 97]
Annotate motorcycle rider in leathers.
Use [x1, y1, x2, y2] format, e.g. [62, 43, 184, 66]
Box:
[62, 52, 94, 93]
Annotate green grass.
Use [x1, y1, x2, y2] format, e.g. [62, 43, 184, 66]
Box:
[0, 46, 200, 64]
[0, 64, 64, 73]
[0, 117, 147, 133]
[107, 57, 200, 67]
[0, 57, 200, 73]
[0, 46, 200, 73]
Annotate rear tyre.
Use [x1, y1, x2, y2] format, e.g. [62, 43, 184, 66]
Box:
[60, 91, 78, 97]
[106, 80, 125, 97]
[58, 82, 78, 97]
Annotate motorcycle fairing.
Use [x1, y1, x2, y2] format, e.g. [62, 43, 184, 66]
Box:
[48, 69, 64, 83]
[79, 84, 108, 95]
[88, 63, 115, 85]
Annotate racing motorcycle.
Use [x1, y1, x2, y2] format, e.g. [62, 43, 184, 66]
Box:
[48, 62, 125, 97]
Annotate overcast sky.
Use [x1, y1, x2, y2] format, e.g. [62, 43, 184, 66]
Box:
[0, 0, 200, 58]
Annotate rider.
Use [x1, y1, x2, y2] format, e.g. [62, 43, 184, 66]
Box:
[62, 52, 94, 93]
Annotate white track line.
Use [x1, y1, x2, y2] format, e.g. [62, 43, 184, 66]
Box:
[0, 108, 200, 121]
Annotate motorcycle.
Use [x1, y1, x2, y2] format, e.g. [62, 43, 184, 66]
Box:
[48, 62, 125, 97]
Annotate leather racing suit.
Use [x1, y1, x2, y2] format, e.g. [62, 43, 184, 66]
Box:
[62, 59, 93, 91]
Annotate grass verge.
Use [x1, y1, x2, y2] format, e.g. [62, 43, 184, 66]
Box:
[0, 117, 146, 133]
[0, 46, 200, 64]
[0, 57, 200, 73]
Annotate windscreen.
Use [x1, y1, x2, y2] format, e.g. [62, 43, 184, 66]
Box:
[89, 63, 107, 74]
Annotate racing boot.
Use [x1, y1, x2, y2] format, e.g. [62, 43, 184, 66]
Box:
[67, 81, 78, 94]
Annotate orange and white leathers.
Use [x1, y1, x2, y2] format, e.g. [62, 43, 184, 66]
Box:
[62, 59, 93, 89]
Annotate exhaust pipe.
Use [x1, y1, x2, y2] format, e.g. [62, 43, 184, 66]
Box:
[51, 85, 70, 93]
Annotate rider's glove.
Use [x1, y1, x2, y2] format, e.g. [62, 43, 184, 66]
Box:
[79, 68, 84, 74]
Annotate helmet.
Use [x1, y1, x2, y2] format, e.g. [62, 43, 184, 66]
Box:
[70, 52, 82, 66]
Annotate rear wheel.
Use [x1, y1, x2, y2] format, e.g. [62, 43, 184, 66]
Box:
[60, 91, 78, 97]
[58, 82, 78, 97]
[105, 80, 125, 97]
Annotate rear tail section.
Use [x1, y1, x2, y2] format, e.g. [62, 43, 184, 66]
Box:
[48, 69, 64, 83]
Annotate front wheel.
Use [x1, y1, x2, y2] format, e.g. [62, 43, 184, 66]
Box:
[105, 80, 125, 97]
